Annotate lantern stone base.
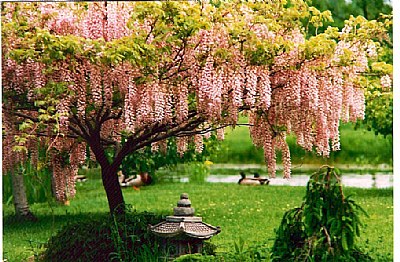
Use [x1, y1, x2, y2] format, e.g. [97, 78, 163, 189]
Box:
[157, 236, 204, 258]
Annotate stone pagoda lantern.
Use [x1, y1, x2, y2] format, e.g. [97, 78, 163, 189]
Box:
[149, 193, 221, 258]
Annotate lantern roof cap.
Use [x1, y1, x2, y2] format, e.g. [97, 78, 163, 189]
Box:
[174, 193, 194, 216]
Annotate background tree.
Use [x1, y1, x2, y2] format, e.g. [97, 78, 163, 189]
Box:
[2, 1, 391, 214]
[7, 169, 37, 221]
[2, 112, 38, 221]
[309, 0, 392, 30]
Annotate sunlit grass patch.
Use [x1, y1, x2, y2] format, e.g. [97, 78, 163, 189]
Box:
[2, 178, 393, 261]
[215, 119, 392, 166]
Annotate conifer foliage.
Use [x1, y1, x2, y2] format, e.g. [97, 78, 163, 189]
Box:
[272, 166, 371, 261]
[1, 2, 391, 213]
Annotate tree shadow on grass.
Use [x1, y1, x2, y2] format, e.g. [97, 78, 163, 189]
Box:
[3, 211, 110, 234]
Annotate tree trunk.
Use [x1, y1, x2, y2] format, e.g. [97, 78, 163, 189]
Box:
[10, 169, 37, 221]
[89, 136, 125, 214]
[101, 165, 125, 215]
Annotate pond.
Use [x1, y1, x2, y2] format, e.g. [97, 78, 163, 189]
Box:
[178, 173, 393, 188]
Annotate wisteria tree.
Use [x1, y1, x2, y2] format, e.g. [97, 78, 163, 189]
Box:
[2, 1, 391, 213]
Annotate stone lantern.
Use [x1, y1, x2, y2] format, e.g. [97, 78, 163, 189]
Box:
[149, 193, 221, 258]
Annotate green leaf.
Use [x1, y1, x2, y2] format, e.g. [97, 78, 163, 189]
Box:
[12, 145, 27, 153]
[38, 114, 51, 122]
[35, 101, 46, 107]
[341, 232, 348, 251]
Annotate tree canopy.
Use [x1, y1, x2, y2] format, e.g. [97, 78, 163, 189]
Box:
[1, 1, 391, 213]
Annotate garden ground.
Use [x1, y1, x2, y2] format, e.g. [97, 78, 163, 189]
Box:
[2, 174, 393, 261]
[2, 122, 393, 261]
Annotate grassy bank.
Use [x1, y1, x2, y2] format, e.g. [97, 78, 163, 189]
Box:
[213, 121, 393, 166]
[2, 171, 393, 261]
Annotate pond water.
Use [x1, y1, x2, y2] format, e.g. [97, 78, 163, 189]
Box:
[179, 173, 393, 188]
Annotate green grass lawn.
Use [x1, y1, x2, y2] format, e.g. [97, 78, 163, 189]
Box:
[2, 119, 393, 261]
[2, 173, 393, 261]
[214, 119, 393, 166]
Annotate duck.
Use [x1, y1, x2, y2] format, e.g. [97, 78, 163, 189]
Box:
[253, 172, 270, 185]
[238, 172, 269, 185]
[74, 175, 87, 182]
[119, 171, 153, 190]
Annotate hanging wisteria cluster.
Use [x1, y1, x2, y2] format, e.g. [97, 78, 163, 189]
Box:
[2, 2, 389, 202]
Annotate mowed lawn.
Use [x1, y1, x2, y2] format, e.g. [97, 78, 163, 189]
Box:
[215, 120, 393, 166]
[2, 176, 393, 261]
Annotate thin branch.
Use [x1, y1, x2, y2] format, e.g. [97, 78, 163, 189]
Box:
[70, 114, 91, 140]
[9, 111, 40, 123]
[111, 114, 204, 169]
[83, 114, 95, 134]
[103, 109, 123, 122]
[95, 101, 106, 127]
[99, 108, 111, 126]
[68, 124, 86, 139]
[145, 17, 158, 43]
[322, 226, 332, 247]
[161, 39, 187, 77]
[175, 122, 254, 137]
[357, 72, 387, 76]
[27, 132, 79, 140]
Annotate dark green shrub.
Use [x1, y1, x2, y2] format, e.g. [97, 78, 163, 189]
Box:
[202, 242, 218, 256]
[271, 166, 373, 261]
[41, 210, 165, 262]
